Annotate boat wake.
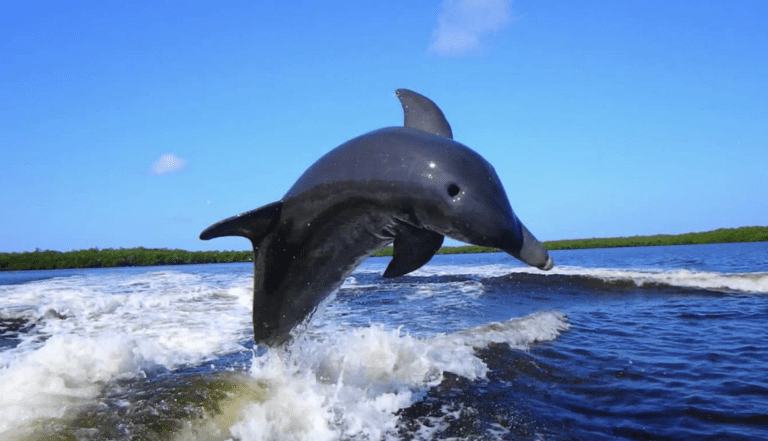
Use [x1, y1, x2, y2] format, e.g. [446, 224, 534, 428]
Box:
[0, 268, 568, 440]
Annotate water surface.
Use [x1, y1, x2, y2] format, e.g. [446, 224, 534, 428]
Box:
[1, 242, 766, 440]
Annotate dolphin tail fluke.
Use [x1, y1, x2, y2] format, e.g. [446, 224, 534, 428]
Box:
[395, 89, 453, 139]
[199, 201, 282, 244]
[383, 224, 444, 278]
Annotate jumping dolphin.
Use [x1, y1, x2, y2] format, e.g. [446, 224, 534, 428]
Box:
[200, 89, 553, 345]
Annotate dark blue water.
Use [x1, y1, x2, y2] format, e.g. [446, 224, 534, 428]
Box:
[337, 243, 768, 440]
[1, 242, 767, 440]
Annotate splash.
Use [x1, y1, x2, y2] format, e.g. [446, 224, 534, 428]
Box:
[0, 266, 568, 440]
[229, 311, 568, 441]
[0, 270, 253, 437]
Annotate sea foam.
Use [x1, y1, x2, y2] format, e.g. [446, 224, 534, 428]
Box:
[0, 270, 253, 437]
[228, 311, 568, 441]
[1, 266, 569, 440]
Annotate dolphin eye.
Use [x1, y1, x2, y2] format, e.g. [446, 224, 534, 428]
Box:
[447, 183, 460, 197]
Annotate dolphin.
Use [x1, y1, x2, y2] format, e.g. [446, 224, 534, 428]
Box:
[200, 89, 553, 345]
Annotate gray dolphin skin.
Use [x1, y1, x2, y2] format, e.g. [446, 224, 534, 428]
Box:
[200, 89, 553, 345]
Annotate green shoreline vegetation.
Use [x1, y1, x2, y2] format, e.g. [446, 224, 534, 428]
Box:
[0, 248, 251, 272]
[1, 226, 766, 271]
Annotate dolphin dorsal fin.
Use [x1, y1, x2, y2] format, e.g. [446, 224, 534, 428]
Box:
[383, 222, 445, 278]
[395, 89, 453, 139]
[199, 201, 282, 245]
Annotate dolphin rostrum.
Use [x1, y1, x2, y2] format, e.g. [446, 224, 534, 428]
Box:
[200, 89, 553, 345]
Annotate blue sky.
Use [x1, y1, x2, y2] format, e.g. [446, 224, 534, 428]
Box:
[2, 0, 766, 253]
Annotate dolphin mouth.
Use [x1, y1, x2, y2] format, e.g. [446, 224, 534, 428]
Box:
[510, 245, 554, 271]
[539, 255, 554, 271]
[502, 222, 554, 271]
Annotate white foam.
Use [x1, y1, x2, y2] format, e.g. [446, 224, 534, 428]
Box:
[0, 270, 254, 436]
[352, 262, 517, 279]
[449, 310, 570, 349]
[384, 260, 768, 294]
[539, 266, 768, 294]
[407, 280, 484, 301]
[229, 311, 569, 440]
[0, 266, 571, 439]
[0, 333, 142, 434]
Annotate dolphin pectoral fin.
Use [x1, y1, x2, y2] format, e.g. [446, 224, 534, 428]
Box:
[383, 225, 444, 278]
[199, 201, 282, 243]
[395, 89, 453, 139]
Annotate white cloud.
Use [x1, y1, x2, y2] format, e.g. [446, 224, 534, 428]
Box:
[429, 0, 513, 56]
[149, 153, 187, 175]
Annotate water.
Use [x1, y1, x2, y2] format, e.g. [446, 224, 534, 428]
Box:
[1, 242, 766, 440]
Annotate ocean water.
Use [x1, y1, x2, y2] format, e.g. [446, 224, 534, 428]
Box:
[1, 242, 766, 440]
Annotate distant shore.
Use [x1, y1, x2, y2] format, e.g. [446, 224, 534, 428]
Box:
[1, 226, 766, 271]
[372, 226, 768, 256]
